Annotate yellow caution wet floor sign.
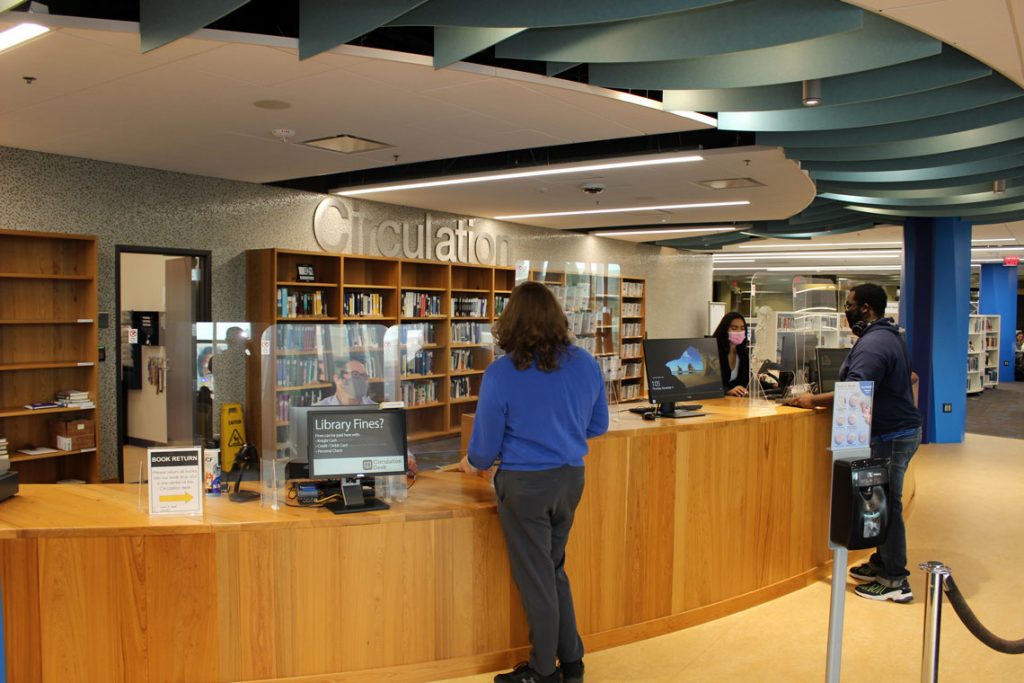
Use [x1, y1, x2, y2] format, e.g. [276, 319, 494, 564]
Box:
[221, 403, 245, 472]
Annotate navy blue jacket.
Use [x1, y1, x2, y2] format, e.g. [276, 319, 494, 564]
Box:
[839, 318, 922, 437]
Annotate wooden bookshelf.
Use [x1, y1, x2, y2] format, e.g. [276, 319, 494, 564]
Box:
[0, 229, 100, 483]
[619, 277, 647, 402]
[246, 249, 515, 450]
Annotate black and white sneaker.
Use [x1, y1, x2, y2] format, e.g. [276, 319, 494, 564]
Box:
[849, 562, 880, 582]
[561, 659, 584, 683]
[854, 580, 913, 603]
[494, 662, 561, 683]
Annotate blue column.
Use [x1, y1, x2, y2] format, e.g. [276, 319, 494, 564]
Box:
[900, 217, 972, 443]
[979, 263, 1019, 382]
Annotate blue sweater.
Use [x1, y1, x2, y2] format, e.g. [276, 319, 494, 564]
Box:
[838, 318, 922, 438]
[467, 346, 609, 471]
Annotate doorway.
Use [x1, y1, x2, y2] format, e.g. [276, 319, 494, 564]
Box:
[115, 246, 211, 482]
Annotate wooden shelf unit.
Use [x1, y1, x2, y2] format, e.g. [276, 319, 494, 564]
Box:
[0, 229, 100, 483]
[246, 249, 515, 449]
[619, 277, 647, 402]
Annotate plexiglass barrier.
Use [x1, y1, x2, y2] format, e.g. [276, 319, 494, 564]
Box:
[748, 274, 843, 405]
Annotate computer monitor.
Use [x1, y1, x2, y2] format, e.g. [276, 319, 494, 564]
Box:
[642, 338, 724, 417]
[305, 407, 408, 480]
[287, 405, 407, 478]
[780, 332, 820, 390]
[815, 348, 850, 394]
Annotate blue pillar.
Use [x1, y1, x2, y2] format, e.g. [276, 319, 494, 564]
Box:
[979, 262, 1019, 382]
[900, 217, 972, 444]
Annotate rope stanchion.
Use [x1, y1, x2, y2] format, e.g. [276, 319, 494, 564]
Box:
[918, 561, 1024, 683]
[943, 575, 1024, 655]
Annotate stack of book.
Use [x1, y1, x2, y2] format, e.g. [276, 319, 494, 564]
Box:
[57, 390, 95, 409]
[0, 437, 9, 473]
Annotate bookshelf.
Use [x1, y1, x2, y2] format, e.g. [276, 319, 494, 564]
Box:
[517, 264, 647, 403]
[247, 249, 514, 450]
[0, 229, 100, 483]
[983, 314, 1001, 389]
[966, 314, 1001, 393]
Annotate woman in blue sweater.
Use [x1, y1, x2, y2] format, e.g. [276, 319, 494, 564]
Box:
[461, 281, 609, 683]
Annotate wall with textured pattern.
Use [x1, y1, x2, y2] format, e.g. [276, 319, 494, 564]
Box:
[0, 146, 712, 479]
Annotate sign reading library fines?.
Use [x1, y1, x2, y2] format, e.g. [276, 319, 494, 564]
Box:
[147, 446, 203, 517]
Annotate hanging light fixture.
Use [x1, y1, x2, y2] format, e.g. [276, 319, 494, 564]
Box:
[802, 79, 822, 106]
[993, 179, 1007, 194]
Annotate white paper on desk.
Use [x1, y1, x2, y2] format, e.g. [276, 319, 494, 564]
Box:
[17, 446, 59, 456]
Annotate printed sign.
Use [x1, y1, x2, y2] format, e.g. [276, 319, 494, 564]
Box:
[831, 381, 874, 451]
[147, 446, 203, 516]
[128, 328, 139, 344]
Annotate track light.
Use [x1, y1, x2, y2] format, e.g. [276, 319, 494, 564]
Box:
[802, 79, 822, 107]
[994, 179, 1006, 194]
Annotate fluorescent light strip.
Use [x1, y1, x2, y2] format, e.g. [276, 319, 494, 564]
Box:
[496, 200, 749, 220]
[592, 226, 737, 237]
[970, 246, 1024, 252]
[334, 154, 703, 196]
[715, 250, 901, 260]
[0, 23, 50, 53]
[713, 264, 902, 272]
[733, 238, 1016, 250]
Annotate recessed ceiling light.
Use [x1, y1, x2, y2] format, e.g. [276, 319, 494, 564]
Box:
[696, 178, 765, 190]
[591, 226, 739, 237]
[0, 23, 50, 54]
[495, 200, 749, 220]
[304, 134, 393, 154]
[736, 241, 903, 249]
[253, 99, 291, 110]
[333, 154, 703, 195]
[715, 250, 902, 260]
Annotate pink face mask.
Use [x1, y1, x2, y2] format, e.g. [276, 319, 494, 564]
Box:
[728, 330, 746, 346]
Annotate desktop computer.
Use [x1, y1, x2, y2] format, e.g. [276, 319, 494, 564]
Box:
[639, 338, 724, 418]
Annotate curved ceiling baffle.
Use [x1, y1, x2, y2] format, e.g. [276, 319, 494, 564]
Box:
[127, 0, 1024, 247]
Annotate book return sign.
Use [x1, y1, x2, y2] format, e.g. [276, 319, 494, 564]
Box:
[148, 446, 203, 516]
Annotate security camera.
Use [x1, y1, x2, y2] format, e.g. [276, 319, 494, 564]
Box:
[581, 183, 605, 194]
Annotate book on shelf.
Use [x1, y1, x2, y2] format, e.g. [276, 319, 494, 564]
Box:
[17, 446, 59, 456]
[23, 401, 61, 410]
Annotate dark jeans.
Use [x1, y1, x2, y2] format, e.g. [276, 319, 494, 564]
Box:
[868, 427, 922, 586]
[494, 466, 586, 676]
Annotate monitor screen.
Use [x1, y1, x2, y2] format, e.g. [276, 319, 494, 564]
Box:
[295, 406, 407, 479]
[643, 338, 724, 404]
[815, 347, 850, 394]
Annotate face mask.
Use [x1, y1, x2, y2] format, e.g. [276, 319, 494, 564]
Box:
[846, 307, 868, 337]
[347, 375, 370, 400]
[728, 330, 746, 346]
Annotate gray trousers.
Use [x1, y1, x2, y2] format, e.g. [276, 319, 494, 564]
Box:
[494, 465, 586, 676]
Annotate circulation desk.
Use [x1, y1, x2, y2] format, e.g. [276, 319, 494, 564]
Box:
[0, 399, 914, 682]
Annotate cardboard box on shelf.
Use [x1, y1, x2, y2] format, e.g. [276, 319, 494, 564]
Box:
[50, 418, 96, 439]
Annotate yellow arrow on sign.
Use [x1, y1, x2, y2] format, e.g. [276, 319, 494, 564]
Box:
[159, 492, 194, 503]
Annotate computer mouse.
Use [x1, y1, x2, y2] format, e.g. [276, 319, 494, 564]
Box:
[641, 411, 656, 421]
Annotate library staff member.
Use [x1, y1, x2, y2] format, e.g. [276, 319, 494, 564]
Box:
[713, 312, 750, 397]
[461, 281, 608, 683]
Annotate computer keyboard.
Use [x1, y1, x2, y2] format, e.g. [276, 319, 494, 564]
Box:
[628, 406, 653, 415]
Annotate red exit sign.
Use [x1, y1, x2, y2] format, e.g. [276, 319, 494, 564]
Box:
[1004, 256, 1020, 266]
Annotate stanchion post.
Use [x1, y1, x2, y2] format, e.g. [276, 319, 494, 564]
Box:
[920, 561, 951, 683]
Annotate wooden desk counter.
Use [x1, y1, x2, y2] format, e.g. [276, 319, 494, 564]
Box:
[2, 401, 902, 682]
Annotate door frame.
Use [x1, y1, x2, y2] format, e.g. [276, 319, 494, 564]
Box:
[114, 245, 212, 482]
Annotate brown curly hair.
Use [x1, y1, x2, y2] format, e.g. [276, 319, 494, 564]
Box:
[493, 281, 572, 371]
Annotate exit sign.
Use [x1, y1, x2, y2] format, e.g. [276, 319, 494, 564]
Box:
[1004, 256, 1020, 266]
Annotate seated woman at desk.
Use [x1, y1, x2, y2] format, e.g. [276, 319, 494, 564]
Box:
[713, 312, 750, 397]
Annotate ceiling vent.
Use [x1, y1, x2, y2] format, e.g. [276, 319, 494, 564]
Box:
[695, 177, 765, 190]
[302, 134, 393, 154]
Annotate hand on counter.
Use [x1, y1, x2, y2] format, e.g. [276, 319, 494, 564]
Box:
[459, 455, 481, 476]
[726, 385, 748, 397]
[787, 394, 817, 409]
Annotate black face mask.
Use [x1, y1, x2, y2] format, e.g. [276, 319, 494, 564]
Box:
[846, 306, 868, 337]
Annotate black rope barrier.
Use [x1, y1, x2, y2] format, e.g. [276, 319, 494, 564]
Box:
[943, 575, 1024, 655]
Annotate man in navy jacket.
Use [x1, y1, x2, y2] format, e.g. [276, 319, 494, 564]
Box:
[789, 283, 922, 603]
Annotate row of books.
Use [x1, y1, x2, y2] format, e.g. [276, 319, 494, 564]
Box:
[450, 376, 472, 398]
[400, 350, 435, 376]
[621, 383, 642, 400]
[275, 389, 331, 421]
[621, 343, 642, 358]
[495, 295, 509, 316]
[276, 357, 321, 387]
[401, 380, 438, 406]
[622, 303, 642, 317]
[622, 361, 642, 379]
[0, 437, 8, 473]
[277, 288, 327, 318]
[452, 296, 488, 318]
[451, 322, 488, 344]
[623, 282, 644, 298]
[397, 322, 437, 345]
[344, 292, 384, 317]
[450, 348, 475, 371]
[401, 291, 443, 317]
[568, 311, 599, 337]
[24, 390, 94, 411]
[623, 322, 642, 337]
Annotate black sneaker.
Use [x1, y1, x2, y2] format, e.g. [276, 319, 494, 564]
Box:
[854, 580, 913, 603]
[848, 562, 879, 582]
[494, 662, 561, 683]
[561, 659, 584, 683]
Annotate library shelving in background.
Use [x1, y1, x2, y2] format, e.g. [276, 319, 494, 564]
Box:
[246, 248, 515, 450]
[518, 264, 647, 403]
[0, 229, 100, 483]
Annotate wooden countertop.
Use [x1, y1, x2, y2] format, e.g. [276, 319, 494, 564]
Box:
[0, 398, 815, 539]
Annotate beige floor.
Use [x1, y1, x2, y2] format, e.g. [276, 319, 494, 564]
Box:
[436, 434, 1024, 683]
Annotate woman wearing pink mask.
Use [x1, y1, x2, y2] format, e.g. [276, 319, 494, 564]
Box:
[713, 312, 750, 397]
